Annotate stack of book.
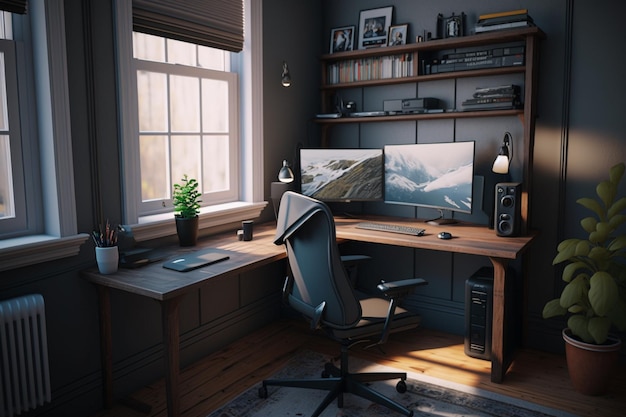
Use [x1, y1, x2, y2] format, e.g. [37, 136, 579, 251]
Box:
[475, 9, 534, 33]
[424, 44, 524, 74]
[462, 84, 522, 111]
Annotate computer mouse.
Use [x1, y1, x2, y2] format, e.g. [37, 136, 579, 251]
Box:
[438, 231, 452, 240]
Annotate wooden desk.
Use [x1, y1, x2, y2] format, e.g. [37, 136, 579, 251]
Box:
[333, 215, 537, 383]
[81, 223, 286, 417]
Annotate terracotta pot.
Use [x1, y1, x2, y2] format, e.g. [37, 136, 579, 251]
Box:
[175, 216, 199, 246]
[562, 328, 622, 396]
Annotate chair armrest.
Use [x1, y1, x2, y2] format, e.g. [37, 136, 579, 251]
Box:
[377, 278, 427, 298]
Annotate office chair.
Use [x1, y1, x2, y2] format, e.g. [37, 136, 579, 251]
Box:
[259, 191, 427, 417]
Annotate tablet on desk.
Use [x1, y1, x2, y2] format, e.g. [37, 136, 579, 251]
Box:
[162, 250, 230, 272]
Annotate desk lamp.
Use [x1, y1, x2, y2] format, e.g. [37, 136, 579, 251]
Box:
[492, 132, 513, 174]
[271, 160, 295, 218]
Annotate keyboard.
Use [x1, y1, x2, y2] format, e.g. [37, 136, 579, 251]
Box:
[356, 222, 425, 236]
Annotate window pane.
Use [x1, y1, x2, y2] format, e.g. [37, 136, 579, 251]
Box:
[202, 78, 228, 132]
[170, 75, 200, 132]
[133, 32, 165, 62]
[198, 46, 226, 71]
[166, 38, 196, 66]
[0, 52, 7, 130]
[203, 135, 229, 192]
[171, 135, 201, 189]
[140, 135, 169, 201]
[137, 70, 168, 132]
[0, 135, 14, 218]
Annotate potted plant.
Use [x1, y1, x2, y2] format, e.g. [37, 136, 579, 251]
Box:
[173, 174, 202, 246]
[542, 162, 626, 395]
[92, 219, 119, 274]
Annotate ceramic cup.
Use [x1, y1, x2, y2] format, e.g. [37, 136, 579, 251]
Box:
[96, 246, 119, 274]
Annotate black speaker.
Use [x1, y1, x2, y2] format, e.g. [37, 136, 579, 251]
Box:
[494, 182, 521, 237]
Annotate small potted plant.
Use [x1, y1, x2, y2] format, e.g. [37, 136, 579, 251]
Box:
[92, 219, 119, 274]
[542, 162, 626, 395]
[173, 174, 202, 246]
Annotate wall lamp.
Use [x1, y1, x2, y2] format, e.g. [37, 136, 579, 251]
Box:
[492, 132, 513, 174]
[271, 160, 295, 219]
[281, 61, 292, 87]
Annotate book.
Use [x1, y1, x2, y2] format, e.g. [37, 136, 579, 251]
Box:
[473, 84, 521, 97]
[475, 20, 534, 33]
[477, 13, 533, 27]
[463, 96, 518, 105]
[479, 9, 528, 21]
[462, 99, 522, 111]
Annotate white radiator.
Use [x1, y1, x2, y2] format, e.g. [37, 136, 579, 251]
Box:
[0, 294, 51, 417]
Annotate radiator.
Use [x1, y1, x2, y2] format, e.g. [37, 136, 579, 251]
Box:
[0, 294, 51, 417]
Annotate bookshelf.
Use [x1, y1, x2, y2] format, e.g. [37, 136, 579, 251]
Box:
[315, 26, 545, 234]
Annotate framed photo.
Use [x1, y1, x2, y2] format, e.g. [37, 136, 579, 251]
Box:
[358, 6, 393, 49]
[437, 12, 466, 38]
[388, 24, 408, 46]
[330, 26, 355, 53]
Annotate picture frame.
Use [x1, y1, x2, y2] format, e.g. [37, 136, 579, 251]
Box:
[437, 12, 466, 38]
[388, 24, 408, 46]
[330, 26, 355, 53]
[358, 6, 393, 49]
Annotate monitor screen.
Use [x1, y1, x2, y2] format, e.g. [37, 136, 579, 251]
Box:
[299, 148, 384, 202]
[384, 141, 475, 214]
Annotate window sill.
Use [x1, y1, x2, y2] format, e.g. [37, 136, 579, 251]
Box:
[131, 201, 268, 242]
[0, 233, 90, 272]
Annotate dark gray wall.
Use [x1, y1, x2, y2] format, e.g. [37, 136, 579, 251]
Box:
[1, 1, 624, 416]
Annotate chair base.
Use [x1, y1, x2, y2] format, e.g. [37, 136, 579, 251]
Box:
[259, 346, 414, 417]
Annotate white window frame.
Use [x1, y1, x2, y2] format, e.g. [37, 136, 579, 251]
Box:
[0, 0, 87, 272]
[114, 0, 265, 241]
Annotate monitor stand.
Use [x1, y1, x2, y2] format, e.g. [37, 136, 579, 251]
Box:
[426, 210, 458, 226]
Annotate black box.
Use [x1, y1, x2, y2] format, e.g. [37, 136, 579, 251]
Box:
[465, 267, 494, 360]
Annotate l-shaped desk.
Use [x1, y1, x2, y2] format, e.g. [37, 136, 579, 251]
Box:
[82, 215, 536, 417]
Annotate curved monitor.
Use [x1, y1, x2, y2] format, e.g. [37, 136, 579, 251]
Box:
[384, 141, 475, 215]
[299, 148, 383, 202]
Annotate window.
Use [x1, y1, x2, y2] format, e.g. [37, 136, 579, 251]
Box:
[116, 0, 265, 240]
[0, 3, 86, 271]
[132, 33, 239, 216]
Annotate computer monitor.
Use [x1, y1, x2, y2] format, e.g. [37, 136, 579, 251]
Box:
[299, 148, 384, 202]
[384, 141, 475, 224]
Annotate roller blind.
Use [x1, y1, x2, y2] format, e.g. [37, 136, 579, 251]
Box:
[0, 0, 27, 14]
[133, 0, 244, 52]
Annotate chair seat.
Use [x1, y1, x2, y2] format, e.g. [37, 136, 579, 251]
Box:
[331, 296, 421, 340]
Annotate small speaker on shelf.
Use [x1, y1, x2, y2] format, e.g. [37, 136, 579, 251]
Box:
[494, 182, 521, 237]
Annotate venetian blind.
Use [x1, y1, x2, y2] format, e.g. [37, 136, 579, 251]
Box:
[133, 0, 244, 52]
[0, 0, 27, 14]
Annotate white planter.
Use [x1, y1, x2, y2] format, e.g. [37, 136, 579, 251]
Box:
[95, 246, 119, 274]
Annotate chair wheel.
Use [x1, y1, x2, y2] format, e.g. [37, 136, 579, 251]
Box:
[396, 380, 407, 393]
[258, 385, 268, 398]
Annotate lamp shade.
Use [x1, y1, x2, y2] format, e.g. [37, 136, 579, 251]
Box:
[492, 132, 513, 174]
[278, 160, 294, 183]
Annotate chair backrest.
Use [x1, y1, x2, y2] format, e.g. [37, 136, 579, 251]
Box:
[274, 191, 362, 329]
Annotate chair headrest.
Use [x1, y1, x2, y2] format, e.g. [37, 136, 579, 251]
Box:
[274, 191, 329, 245]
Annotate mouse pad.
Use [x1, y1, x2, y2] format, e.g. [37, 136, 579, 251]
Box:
[162, 250, 230, 272]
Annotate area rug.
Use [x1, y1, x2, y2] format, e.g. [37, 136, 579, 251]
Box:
[208, 350, 576, 417]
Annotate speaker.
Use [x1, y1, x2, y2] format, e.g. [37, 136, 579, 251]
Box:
[494, 182, 521, 237]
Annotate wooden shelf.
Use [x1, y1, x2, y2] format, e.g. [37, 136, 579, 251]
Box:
[314, 108, 523, 124]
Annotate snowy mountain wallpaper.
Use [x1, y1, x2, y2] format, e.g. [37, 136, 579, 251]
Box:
[300, 149, 383, 201]
[384, 142, 474, 213]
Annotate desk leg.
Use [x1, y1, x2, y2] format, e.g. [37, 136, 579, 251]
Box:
[162, 298, 181, 417]
[97, 286, 113, 408]
[489, 257, 509, 383]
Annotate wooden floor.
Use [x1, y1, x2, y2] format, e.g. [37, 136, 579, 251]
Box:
[92, 318, 625, 417]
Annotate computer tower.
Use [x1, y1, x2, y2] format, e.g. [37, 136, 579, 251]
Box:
[465, 267, 493, 360]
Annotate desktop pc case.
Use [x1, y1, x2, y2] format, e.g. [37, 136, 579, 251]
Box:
[465, 268, 493, 360]
[465, 266, 519, 360]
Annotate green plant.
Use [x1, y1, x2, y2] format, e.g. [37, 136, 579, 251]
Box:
[173, 174, 202, 218]
[543, 162, 626, 344]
